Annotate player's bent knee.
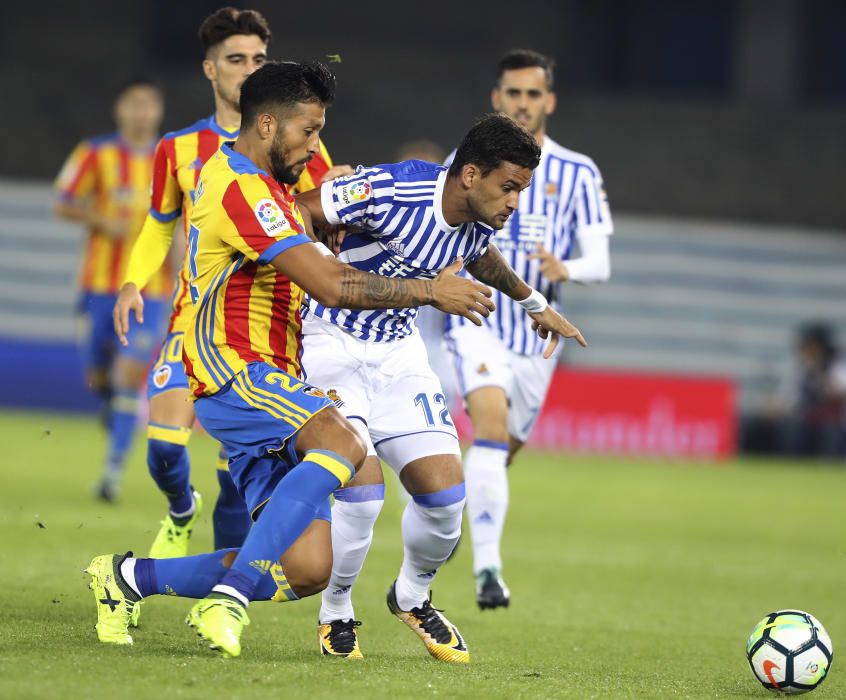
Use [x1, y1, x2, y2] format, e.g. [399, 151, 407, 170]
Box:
[300, 408, 367, 473]
[148, 388, 195, 428]
[287, 560, 332, 598]
[412, 483, 467, 521]
[281, 521, 333, 597]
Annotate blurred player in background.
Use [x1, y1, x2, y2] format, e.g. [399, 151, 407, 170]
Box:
[297, 114, 586, 663]
[444, 50, 613, 609]
[54, 78, 166, 502]
[113, 8, 344, 560]
[87, 61, 492, 657]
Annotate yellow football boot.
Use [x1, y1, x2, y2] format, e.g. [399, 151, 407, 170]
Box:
[318, 619, 364, 659]
[185, 597, 250, 658]
[84, 553, 140, 645]
[129, 600, 142, 628]
[149, 491, 203, 559]
[387, 582, 469, 664]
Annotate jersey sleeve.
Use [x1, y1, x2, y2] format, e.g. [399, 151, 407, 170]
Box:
[318, 165, 395, 232]
[573, 163, 613, 238]
[123, 213, 179, 289]
[148, 138, 182, 222]
[220, 177, 311, 265]
[54, 141, 97, 202]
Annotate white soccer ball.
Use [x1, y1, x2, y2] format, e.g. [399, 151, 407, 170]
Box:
[746, 610, 834, 694]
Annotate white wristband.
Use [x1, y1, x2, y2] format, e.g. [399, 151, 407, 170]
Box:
[313, 241, 334, 257]
[517, 288, 548, 313]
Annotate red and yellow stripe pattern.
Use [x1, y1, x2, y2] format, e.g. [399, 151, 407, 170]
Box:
[55, 133, 170, 296]
[182, 144, 313, 398]
[150, 116, 332, 335]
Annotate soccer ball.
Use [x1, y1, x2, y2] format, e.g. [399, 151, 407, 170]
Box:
[746, 610, 834, 694]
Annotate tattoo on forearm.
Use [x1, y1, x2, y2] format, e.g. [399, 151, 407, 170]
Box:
[467, 247, 522, 296]
[338, 268, 433, 309]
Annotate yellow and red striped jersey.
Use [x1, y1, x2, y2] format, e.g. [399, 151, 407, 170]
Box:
[149, 115, 332, 335]
[55, 133, 171, 297]
[182, 143, 312, 398]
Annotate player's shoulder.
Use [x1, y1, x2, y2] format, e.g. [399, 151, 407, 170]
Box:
[162, 116, 215, 144]
[376, 159, 444, 185]
[83, 132, 120, 151]
[543, 137, 602, 176]
[218, 147, 290, 201]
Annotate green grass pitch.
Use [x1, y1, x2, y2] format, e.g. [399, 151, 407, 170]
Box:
[0, 409, 843, 698]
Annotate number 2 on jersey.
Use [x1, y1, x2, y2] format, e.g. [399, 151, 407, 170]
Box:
[414, 392, 454, 428]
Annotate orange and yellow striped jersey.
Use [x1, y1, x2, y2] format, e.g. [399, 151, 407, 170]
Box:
[55, 133, 172, 297]
[182, 143, 313, 398]
[148, 115, 332, 334]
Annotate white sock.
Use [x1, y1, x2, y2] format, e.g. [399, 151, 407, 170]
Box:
[464, 441, 509, 575]
[319, 490, 384, 624]
[119, 557, 142, 597]
[395, 491, 465, 611]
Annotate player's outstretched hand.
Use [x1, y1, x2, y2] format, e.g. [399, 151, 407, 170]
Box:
[113, 283, 144, 347]
[528, 306, 587, 358]
[431, 257, 495, 326]
[321, 164, 355, 183]
[528, 243, 569, 282]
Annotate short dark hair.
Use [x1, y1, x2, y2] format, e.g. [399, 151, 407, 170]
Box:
[496, 49, 555, 88]
[448, 113, 541, 178]
[198, 7, 271, 53]
[239, 61, 336, 126]
[116, 76, 164, 99]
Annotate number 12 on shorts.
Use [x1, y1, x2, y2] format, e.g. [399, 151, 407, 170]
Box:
[414, 392, 454, 428]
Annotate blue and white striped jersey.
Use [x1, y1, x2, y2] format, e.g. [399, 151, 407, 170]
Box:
[305, 160, 495, 342]
[444, 136, 613, 355]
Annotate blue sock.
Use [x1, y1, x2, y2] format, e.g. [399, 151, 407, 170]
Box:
[214, 457, 252, 550]
[146, 427, 193, 514]
[214, 449, 354, 605]
[133, 550, 297, 602]
[104, 390, 139, 482]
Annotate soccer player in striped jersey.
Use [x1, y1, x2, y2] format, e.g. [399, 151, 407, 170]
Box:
[55, 78, 167, 502]
[444, 50, 613, 610]
[296, 113, 587, 663]
[112, 8, 343, 562]
[86, 61, 493, 657]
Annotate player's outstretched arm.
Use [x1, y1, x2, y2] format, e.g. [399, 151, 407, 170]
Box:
[272, 244, 494, 324]
[112, 213, 179, 346]
[466, 243, 532, 300]
[467, 244, 587, 356]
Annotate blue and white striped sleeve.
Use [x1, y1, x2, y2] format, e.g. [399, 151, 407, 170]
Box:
[319, 166, 395, 231]
[573, 162, 614, 237]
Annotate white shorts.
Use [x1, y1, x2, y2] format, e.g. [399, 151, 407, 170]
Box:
[301, 316, 461, 473]
[444, 322, 558, 442]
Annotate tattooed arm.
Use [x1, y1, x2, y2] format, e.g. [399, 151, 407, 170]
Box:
[271, 243, 494, 324]
[467, 243, 588, 354]
[465, 244, 532, 300]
